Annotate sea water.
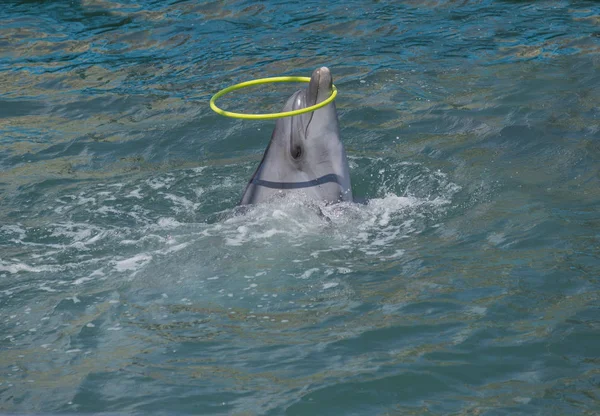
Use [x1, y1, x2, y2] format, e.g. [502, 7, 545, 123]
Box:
[1, 0, 599, 414]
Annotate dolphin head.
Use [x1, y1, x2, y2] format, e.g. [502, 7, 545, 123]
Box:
[240, 67, 353, 205]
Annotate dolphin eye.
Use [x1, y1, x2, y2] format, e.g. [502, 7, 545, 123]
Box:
[291, 145, 302, 159]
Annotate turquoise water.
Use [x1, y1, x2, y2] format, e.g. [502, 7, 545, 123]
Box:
[1, 0, 599, 414]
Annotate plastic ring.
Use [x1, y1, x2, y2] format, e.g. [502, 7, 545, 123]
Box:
[209, 76, 338, 120]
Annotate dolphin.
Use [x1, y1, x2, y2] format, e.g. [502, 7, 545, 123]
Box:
[240, 67, 353, 205]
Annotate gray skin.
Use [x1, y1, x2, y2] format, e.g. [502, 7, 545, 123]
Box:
[240, 67, 353, 205]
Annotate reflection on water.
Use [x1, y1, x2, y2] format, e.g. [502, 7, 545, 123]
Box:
[1, 0, 599, 414]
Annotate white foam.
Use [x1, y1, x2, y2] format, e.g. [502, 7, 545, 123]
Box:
[97, 206, 122, 215]
[383, 249, 405, 259]
[114, 254, 152, 272]
[147, 175, 176, 190]
[299, 268, 319, 279]
[157, 217, 183, 229]
[468, 306, 487, 316]
[225, 225, 250, 246]
[126, 188, 143, 199]
[0, 261, 55, 274]
[76, 195, 96, 206]
[487, 232, 506, 245]
[255, 229, 282, 239]
[68, 296, 80, 304]
[162, 193, 199, 212]
[1, 224, 27, 240]
[514, 397, 532, 404]
[161, 242, 190, 253]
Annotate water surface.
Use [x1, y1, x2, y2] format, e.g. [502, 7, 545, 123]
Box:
[1, 0, 599, 414]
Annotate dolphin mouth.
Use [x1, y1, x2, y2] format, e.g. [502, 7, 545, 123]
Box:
[307, 66, 332, 108]
[304, 66, 333, 132]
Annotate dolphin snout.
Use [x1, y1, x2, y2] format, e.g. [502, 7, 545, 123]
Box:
[307, 66, 333, 107]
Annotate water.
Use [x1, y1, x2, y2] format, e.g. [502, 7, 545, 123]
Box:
[1, 0, 599, 414]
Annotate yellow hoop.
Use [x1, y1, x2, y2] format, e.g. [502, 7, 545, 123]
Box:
[209, 76, 338, 120]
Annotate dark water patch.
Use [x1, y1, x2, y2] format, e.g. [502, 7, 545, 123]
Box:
[0, 99, 47, 118]
[283, 371, 454, 415]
